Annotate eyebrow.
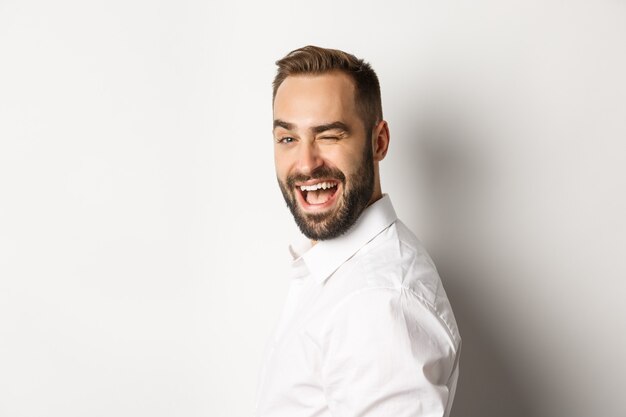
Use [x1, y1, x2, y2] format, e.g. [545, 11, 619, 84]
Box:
[312, 121, 350, 134]
[273, 119, 350, 134]
[273, 119, 294, 130]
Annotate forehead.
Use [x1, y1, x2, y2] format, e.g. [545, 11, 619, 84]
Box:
[273, 72, 358, 126]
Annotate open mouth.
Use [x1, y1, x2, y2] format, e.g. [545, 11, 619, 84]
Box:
[297, 180, 339, 207]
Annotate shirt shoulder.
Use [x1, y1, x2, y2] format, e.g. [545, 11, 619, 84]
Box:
[319, 220, 461, 349]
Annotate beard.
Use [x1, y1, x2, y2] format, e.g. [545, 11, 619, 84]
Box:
[277, 142, 374, 241]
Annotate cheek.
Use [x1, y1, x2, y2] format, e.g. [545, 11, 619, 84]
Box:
[321, 146, 349, 168]
[274, 150, 289, 176]
[332, 152, 363, 177]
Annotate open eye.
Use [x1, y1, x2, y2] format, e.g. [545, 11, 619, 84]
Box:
[277, 136, 295, 144]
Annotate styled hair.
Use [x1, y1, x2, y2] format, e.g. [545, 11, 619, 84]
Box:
[272, 45, 383, 134]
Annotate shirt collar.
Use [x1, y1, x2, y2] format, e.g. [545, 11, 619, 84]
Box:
[288, 194, 397, 284]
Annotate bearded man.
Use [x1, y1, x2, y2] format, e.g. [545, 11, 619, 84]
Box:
[255, 45, 461, 417]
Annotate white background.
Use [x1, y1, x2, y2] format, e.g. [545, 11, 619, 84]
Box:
[1, 1, 625, 416]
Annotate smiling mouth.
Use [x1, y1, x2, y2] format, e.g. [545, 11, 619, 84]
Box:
[297, 181, 339, 205]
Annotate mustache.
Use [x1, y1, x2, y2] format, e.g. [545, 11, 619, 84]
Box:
[285, 167, 346, 188]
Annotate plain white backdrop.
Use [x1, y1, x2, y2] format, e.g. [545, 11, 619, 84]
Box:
[1, 1, 625, 416]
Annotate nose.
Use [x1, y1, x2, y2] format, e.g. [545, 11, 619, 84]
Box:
[297, 141, 323, 176]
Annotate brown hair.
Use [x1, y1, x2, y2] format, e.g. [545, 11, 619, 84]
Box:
[272, 45, 383, 134]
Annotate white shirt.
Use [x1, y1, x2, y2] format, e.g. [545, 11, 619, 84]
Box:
[256, 195, 461, 417]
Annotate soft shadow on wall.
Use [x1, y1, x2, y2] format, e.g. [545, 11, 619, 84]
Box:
[408, 116, 529, 417]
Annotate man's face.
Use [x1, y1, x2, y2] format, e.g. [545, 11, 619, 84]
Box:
[273, 71, 375, 241]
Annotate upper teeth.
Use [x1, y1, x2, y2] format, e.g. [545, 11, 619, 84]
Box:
[300, 182, 337, 191]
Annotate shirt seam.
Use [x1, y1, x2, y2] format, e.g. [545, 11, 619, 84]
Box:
[318, 286, 459, 354]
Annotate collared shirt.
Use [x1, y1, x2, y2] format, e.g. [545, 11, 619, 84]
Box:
[255, 195, 461, 417]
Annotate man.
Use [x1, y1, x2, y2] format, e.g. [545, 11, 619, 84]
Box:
[256, 45, 461, 417]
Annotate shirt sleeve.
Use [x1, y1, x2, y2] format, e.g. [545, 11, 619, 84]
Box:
[318, 286, 458, 417]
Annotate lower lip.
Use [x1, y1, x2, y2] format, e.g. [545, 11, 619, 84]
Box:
[296, 185, 340, 212]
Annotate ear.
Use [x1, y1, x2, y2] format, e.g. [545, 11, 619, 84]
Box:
[371, 120, 390, 162]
